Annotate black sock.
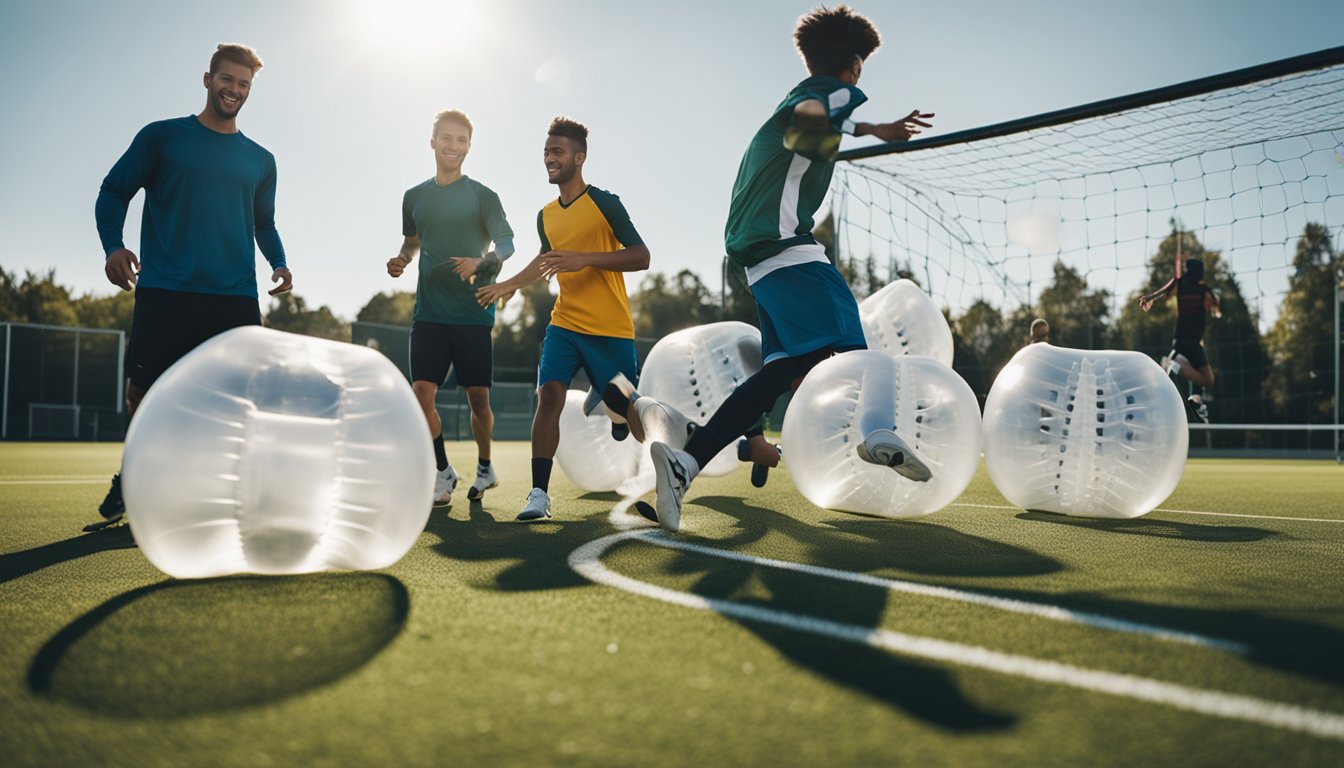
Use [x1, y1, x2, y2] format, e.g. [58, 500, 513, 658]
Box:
[531, 458, 553, 493]
[478, 458, 491, 468]
[432, 434, 448, 472]
[683, 355, 820, 468]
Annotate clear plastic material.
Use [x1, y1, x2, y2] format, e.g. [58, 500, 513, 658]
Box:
[858, 279, 954, 366]
[122, 326, 433, 578]
[781, 350, 982, 518]
[635, 321, 763, 477]
[981, 343, 1188, 519]
[555, 389, 641, 492]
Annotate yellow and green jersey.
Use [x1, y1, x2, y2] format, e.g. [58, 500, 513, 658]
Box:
[403, 175, 514, 326]
[725, 76, 867, 270]
[538, 186, 644, 339]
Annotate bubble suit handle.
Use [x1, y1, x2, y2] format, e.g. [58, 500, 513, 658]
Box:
[122, 326, 433, 578]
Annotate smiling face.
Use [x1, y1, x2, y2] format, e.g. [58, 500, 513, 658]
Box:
[543, 135, 583, 186]
[203, 59, 253, 121]
[431, 117, 472, 176]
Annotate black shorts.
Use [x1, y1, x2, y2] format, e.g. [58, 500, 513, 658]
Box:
[410, 322, 493, 388]
[1172, 337, 1209, 370]
[126, 287, 262, 390]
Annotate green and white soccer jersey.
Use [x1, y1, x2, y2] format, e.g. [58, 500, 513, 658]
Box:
[403, 176, 514, 326]
[725, 76, 867, 272]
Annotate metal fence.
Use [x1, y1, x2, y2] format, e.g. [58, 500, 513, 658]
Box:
[1, 322, 125, 441]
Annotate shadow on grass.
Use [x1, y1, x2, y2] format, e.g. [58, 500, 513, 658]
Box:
[1016, 511, 1279, 542]
[426, 498, 612, 592]
[678, 495, 1023, 731]
[0, 527, 137, 585]
[28, 573, 408, 718]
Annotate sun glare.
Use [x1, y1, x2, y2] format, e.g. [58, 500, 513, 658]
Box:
[347, 0, 490, 59]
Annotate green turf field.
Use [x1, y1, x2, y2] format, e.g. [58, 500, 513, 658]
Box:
[1, 442, 1341, 767]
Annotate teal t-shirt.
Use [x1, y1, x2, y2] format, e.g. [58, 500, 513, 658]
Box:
[724, 76, 867, 268]
[402, 176, 514, 326]
[95, 116, 286, 297]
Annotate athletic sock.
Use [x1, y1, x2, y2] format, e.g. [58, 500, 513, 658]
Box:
[433, 434, 449, 472]
[531, 458, 553, 493]
[478, 458, 491, 468]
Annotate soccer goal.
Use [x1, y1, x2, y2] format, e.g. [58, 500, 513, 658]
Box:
[832, 47, 1344, 456]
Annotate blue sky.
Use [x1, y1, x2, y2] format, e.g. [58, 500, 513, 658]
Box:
[2, 0, 1342, 320]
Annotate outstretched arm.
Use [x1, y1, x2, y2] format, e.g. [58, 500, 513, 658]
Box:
[474, 251, 547, 308]
[1139, 278, 1178, 311]
[1206, 288, 1223, 319]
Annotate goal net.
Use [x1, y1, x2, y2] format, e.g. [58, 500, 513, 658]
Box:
[832, 47, 1344, 452]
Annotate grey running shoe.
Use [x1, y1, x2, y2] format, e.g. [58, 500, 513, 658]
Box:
[516, 488, 552, 521]
[649, 442, 694, 532]
[856, 429, 932, 483]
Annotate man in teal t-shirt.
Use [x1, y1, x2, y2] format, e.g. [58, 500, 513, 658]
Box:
[387, 109, 515, 507]
[89, 43, 293, 532]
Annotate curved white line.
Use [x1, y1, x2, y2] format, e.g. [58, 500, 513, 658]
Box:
[569, 530, 1344, 741]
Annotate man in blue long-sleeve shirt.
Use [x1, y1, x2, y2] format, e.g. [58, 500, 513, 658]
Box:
[89, 43, 294, 531]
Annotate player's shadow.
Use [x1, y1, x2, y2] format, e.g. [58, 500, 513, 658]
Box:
[1016, 511, 1278, 542]
[969, 583, 1344, 688]
[425, 499, 611, 592]
[28, 573, 408, 718]
[674, 495, 1020, 731]
[0, 527, 138, 585]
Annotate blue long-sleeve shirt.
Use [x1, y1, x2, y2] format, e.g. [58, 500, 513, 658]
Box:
[95, 115, 287, 297]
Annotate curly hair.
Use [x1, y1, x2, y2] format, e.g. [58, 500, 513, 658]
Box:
[793, 5, 882, 77]
[547, 116, 589, 153]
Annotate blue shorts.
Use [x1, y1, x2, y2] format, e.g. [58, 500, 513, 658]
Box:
[752, 261, 866, 364]
[537, 325, 639, 390]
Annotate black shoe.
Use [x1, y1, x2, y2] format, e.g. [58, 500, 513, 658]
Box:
[611, 422, 630, 441]
[98, 473, 125, 523]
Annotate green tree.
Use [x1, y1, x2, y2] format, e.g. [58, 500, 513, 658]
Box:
[630, 270, 716, 339]
[949, 300, 1013, 403]
[1036, 261, 1110, 350]
[264, 293, 350, 341]
[72, 291, 135, 334]
[356, 290, 417, 326]
[1, 269, 79, 326]
[1263, 223, 1341, 424]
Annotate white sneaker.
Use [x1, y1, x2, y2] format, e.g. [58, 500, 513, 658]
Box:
[516, 488, 551, 521]
[433, 464, 459, 506]
[632, 397, 696, 448]
[856, 429, 932, 483]
[650, 442, 696, 533]
[467, 463, 499, 501]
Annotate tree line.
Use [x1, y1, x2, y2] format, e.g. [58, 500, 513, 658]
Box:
[3, 222, 1339, 429]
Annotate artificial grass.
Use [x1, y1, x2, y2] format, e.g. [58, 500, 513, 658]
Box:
[1, 443, 1341, 767]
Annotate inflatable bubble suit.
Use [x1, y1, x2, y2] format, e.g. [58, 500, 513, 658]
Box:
[858, 279, 954, 366]
[122, 326, 433, 578]
[981, 343, 1187, 518]
[781, 350, 981, 518]
[636, 321, 763, 477]
[555, 389, 642, 492]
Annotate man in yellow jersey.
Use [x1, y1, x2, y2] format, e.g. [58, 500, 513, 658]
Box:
[476, 116, 650, 520]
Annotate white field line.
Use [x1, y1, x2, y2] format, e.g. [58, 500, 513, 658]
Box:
[570, 530, 1344, 741]
[948, 502, 1344, 524]
[634, 533, 1244, 653]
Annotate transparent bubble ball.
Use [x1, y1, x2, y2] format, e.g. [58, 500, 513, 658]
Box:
[122, 326, 433, 578]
